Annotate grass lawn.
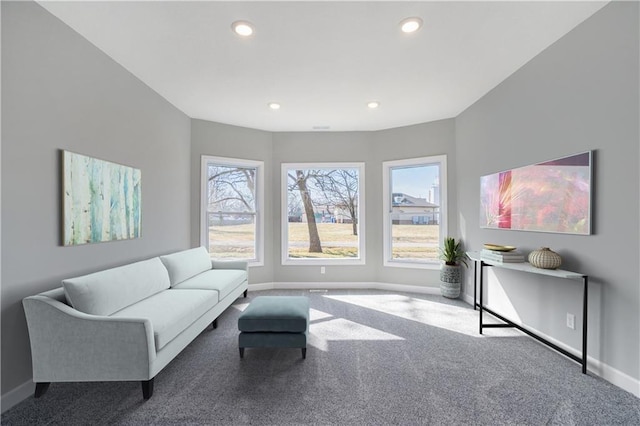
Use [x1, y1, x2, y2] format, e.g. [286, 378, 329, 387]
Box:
[208, 223, 440, 260]
[208, 224, 255, 258]
[391, 224, 439, 260]
[391, 224, 439, 243]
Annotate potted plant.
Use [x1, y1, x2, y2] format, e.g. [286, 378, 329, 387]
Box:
[439, 237, 468, 299]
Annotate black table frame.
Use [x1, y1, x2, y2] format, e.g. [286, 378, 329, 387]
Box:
[472, 258, 589, 374]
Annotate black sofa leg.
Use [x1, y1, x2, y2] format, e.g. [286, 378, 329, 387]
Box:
[302, 348, 307, 359]
[239, 347, 245, 358]
[141, 379, 154, 400]
[212, 319, 217, 329]
[243, 289, 248, 298]
[34, 382, 50, 398]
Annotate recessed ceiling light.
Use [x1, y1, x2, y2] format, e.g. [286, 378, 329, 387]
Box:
[400, 17, 423, 34]
[367, 101, 380, 109]
[268, 102, 281, 110]
[232, 21, 254, 37]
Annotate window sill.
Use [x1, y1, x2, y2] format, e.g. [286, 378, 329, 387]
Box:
[383, 260, 440, 270]
[282, 258, 365, 266]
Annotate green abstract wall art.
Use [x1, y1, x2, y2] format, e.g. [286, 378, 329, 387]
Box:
[63, 151, 141, 245]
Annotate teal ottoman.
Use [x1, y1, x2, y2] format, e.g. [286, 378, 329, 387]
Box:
[238, 296, 310, 359]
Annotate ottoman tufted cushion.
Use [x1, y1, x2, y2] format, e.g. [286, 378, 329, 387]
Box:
[238, 296, 309, 333]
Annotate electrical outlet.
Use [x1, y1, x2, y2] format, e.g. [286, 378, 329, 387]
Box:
[566, 313, 575, 330]
[320, 266, 326, 274]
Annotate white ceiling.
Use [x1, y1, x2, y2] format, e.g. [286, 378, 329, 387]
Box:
[38, 1, 608, 132]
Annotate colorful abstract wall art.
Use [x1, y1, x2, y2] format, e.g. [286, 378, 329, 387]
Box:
[63, 151, 141, 245]
[480, 151, 592, 235]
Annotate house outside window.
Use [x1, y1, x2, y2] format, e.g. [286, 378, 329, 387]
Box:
[201, 155, 264, 266]
[383, 155, 447, 269]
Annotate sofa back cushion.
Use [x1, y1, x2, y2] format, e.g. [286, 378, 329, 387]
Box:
[159, 247, 212, 287]
[62, 257, 170, 316]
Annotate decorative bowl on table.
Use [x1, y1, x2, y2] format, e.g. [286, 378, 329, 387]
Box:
[483, 243, 517, 252]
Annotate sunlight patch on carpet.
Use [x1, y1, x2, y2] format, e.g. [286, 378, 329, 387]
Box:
[231, 303, 250, 311]
[308, 309, 403, 351]
[324, 294, 488, 337]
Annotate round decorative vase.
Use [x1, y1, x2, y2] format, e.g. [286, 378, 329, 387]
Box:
[440, 264, 461, 299]
[528, 247, 562, 270]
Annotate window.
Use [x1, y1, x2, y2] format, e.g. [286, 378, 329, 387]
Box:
[201, 156, 263, 265]
[282, 163, 365, 265]
[383, 155, 447, 269]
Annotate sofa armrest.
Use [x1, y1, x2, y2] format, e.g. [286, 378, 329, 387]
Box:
[23, 294, 156, 382]
[211, 260, 248, 271]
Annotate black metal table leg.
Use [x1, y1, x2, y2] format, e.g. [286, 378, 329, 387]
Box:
[479, 261, 484, 334]
[473, 259, 478, 310]
[582, 275, 588, 374]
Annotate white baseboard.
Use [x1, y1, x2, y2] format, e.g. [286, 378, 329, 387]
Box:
[516, 325, 640, 397]
[375, 282, 441, 295]
[461, 290, 640, 398]
[247, 282, 275, 291]
[461, 292, 475, 307]
[1, 380, 33, 414]
[249, 281, 441, 295]
[275, 281, 375, 290]
[597, 361, 640, 397]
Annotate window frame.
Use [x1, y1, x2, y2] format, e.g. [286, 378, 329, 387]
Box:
[382, 155, 447, 270]
[200, 155, 264, 266]
[281, 162, 366, 266]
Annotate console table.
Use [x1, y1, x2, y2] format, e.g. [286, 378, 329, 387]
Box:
[466, 251, 588, 374]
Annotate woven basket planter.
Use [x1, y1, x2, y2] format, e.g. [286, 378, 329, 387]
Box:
[528, 247, 562, 269]
[440, 264, 461, 298]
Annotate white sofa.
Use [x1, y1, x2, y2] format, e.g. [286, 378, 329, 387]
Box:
[22, 247, 248, 400]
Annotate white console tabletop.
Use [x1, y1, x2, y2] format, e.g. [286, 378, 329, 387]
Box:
[466, 251, 584, 280]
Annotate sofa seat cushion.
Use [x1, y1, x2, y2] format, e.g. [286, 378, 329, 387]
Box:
[110, 289, 218, 351]
[63, 258, 170, 316]
[159, 247, 212, 287]
[173, 269, 247, 300]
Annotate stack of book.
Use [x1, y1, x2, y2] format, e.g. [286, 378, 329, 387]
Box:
[480, 249, 525, 263]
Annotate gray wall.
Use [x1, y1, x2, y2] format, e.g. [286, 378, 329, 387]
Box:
[190, 119, 274, 284]
[1, 1, 192, 396]
[456, 1, 639, 381]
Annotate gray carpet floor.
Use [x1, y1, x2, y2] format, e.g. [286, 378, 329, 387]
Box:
[3, 289, 639, 425]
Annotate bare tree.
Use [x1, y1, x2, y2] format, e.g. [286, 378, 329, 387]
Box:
[208, 165, 256, 223]
[209, 166, 255, 209]
[288, 170, 322, 253]
[311, 169, 359, 235]
[287, 191, 303, 220]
